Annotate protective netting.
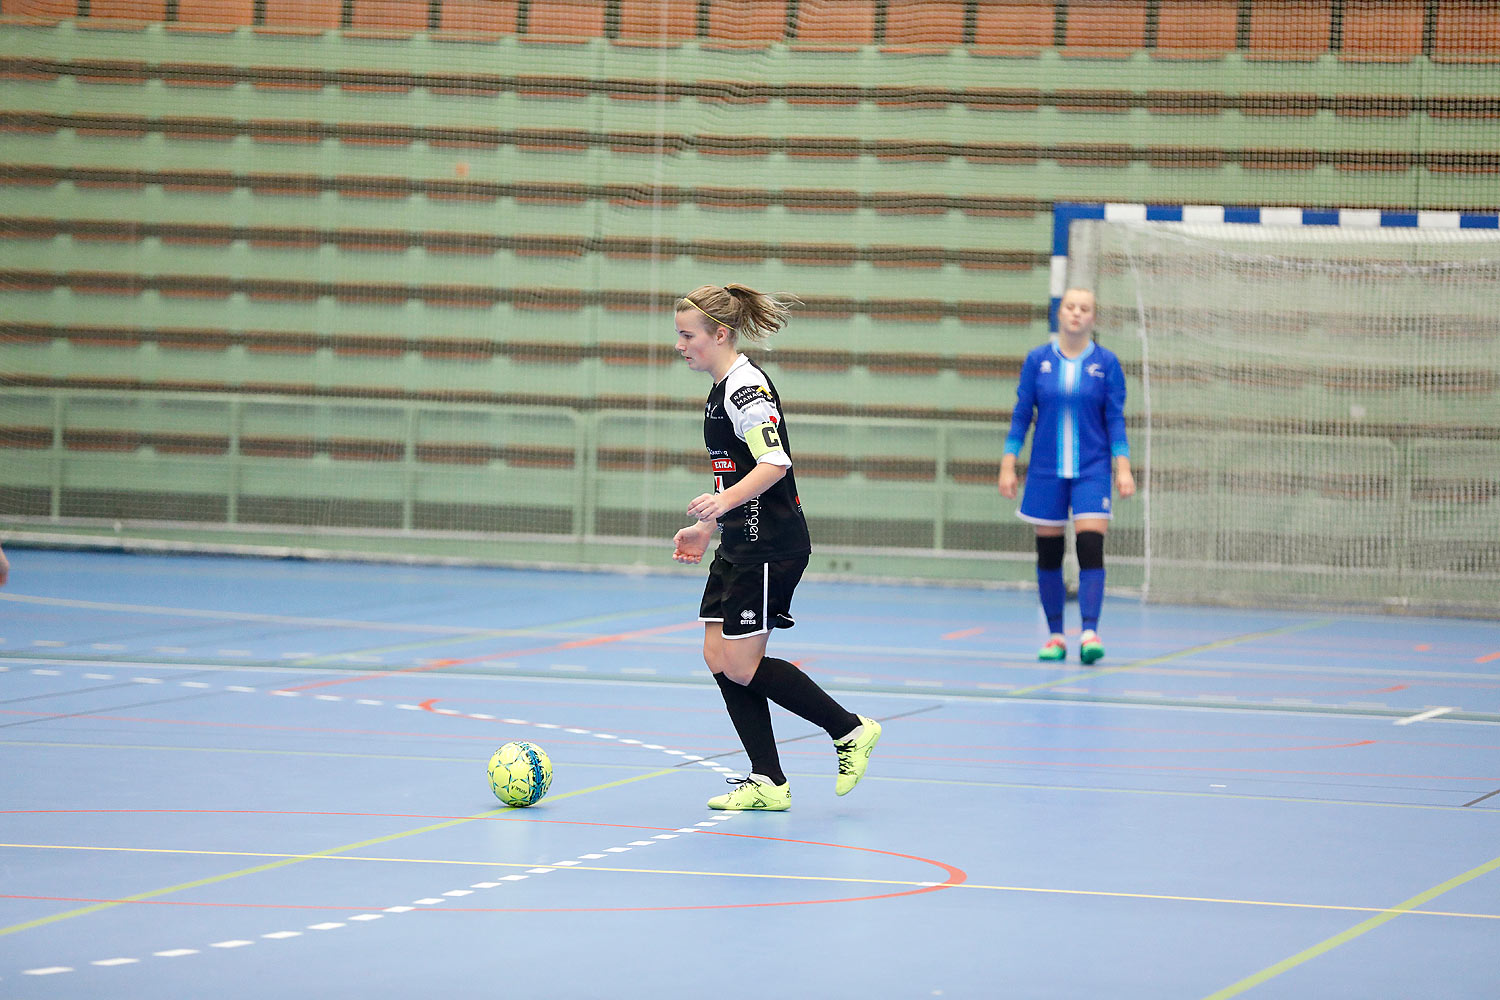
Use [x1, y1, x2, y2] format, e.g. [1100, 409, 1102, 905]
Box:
[2, 1, 1499, 593]
[1086, 220, 1500, 615]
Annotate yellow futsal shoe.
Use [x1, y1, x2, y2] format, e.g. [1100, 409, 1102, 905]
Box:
[1079, 630, 1105, 665]
[834, 716, 881, 796]
[1037, 635, 1067, 661]
[708, 774, 790, 811]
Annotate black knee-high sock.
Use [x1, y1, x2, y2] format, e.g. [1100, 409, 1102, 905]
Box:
[747, 657, 860, 740]
[714, 672, 786, 785]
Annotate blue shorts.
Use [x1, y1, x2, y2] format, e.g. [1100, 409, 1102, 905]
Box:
[1018, 472, 1113, 527]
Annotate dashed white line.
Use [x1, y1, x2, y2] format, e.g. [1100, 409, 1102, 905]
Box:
[1395, 706, 1455, 726]
[9, 675, 747, 981]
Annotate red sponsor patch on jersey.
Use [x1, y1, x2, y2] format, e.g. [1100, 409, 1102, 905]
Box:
[712, 458, 737, 472]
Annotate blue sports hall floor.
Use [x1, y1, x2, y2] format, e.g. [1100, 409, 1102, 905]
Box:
[1, 548, 1497, 999]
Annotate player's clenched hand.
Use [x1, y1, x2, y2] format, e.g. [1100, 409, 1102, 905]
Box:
[997, 468, 1018, 500]
[686, 492, 728, 523]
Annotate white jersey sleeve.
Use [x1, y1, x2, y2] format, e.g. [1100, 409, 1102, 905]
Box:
[723, 362, 792, 469]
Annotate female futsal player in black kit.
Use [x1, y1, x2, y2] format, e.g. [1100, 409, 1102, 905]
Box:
[670, 283, 880, 811]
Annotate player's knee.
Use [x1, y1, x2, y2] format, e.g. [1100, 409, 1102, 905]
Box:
[718, 655, 757, 686]
[702, 638, 727, 674]
[1036, 533, 1066, 571]
[1076, 530, 1105, 570]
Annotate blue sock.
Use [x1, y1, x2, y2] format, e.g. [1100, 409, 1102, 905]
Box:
[1079, 568, 1105, 633]
[1037, 568, 1066, 635]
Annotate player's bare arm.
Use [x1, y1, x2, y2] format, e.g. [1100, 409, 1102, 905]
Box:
[997, 454, 1019, 500]
[672, 520, 715, 564]
[687, 462, 787, 522]
[1115, 456, 1136, 499]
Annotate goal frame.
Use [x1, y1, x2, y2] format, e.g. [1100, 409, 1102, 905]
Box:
[1050, 201, 1500, 333]
[1047, 201, 1500, 608]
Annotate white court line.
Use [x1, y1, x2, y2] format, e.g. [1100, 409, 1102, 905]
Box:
[1394, 706, 1456, 726]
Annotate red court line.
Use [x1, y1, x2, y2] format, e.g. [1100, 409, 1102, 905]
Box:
[1477, 651, 1500, 664]
[941, 627, 986, 640]
[896, 752, 1496, 781]
[280, 620, 702, 693]
[1, 811, 967, 914]
[0, 707, 528, 742]
[906, 740, 1380, 755]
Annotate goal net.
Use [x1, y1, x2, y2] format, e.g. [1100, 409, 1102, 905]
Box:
[1069, 216, 1500, 616]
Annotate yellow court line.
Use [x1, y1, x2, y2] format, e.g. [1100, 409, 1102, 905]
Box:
[1200, 852, 1500, 999]
[3, 740, 1486, 813]
[3, 842, 1497, 923]
[287, 601, 696, 666]
[0, 768, 676, 938]
[1004, 618, 1331, 696]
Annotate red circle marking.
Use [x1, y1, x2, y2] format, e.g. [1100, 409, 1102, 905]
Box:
[2, 809, 968, 912]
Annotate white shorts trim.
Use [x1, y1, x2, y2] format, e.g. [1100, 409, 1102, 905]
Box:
[1016, 511, 1112, 526]
[700, 616, 771, 639]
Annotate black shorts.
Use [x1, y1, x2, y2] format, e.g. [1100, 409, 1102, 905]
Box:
[698, 552, 808, 640]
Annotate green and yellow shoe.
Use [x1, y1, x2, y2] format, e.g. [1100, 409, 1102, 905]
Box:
[707, 774, 790, 811]
[834, 716, 881, 796]
[1079, 630, 1105, 665]
[1037, 635, 1067, 661]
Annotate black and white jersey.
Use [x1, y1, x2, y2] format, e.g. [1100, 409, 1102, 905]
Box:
[703, 354, 812, 564]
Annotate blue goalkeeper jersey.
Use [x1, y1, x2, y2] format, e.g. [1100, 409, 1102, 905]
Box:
[1004, 340, 1129, 479]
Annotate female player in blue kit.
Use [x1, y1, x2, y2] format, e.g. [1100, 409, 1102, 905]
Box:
[670, 283, 879, 811]
[998, 288, 1134, 664]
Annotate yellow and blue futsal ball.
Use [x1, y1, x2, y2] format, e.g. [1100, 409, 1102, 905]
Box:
[487, 740, 553, 807]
